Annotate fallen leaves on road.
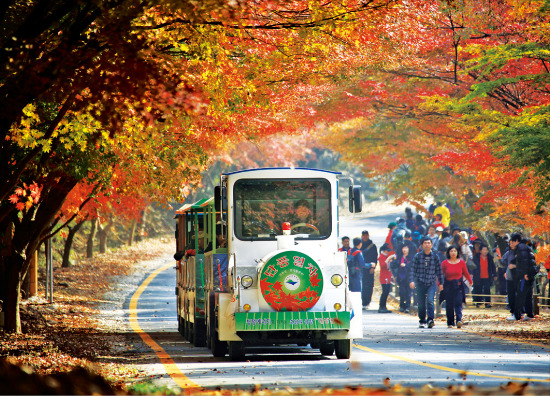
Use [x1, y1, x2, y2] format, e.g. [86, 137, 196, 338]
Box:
[2, 236, 549, 395]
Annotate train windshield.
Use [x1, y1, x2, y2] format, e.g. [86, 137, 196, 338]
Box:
[233, 178, 331, 240]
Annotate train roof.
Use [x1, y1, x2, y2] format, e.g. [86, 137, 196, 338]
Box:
[223, 167, 342, 176]
[175, 197, 214, 215]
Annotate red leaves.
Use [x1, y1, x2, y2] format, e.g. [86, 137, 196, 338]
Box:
[297, 287, 317, 301]
[310, 273, 321, 288]
[9, 182, 42, 213]
[259, 278, 273, 296]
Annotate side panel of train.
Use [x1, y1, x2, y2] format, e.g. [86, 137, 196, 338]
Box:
[175, 168, 363, 360]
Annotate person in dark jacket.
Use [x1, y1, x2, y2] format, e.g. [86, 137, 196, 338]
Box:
[360, 230, 378, 309]
[494, 233, 509, 295]
[391, 218, 411, 254]
[405, 207, 415, 231]
[348, 237, 366, 293]
[388, 244, 413, 313]
[472, 245, 497, 307]
[510, 233, 537, 320]
[413, 214, 428, 236]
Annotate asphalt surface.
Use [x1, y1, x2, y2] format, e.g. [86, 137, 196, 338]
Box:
[125, 211, 550, 391]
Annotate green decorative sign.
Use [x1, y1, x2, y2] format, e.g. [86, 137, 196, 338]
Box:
[259, 250, 323, 311]
[235, 311, 350, 331]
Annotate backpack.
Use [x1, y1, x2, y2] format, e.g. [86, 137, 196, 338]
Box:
[346, 251, 355, 267]
[391, 228, 406, 251]
[347, 250, 362, 268]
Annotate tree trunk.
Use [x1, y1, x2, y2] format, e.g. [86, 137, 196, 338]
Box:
[127, 220, 137, 246]
[62, 221, 84, 268]
[136, 207, 148, 242]
[87, 218, 97, 258]
[97, 217, 113, 254]
[4, 255, 23, 333]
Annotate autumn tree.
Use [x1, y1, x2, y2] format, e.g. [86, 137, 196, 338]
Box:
[1, 0, 401, 333]
[322, 0, 550, 237]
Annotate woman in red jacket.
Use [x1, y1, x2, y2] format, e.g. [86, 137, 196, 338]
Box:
[442, 245, 473, 328]
[377, 243, 393, 313]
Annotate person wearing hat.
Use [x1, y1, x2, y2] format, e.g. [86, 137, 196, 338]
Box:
[385, 221, 397, 250]
[348, 237, 366, 292]
[426, 224, 439, 251]
[360, 230, 378, 309]
[431, 213, 445, 230]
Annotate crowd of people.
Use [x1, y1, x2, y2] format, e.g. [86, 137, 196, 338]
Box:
[340, 203, 547, 328]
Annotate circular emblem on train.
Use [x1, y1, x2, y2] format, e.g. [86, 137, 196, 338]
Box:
[259, 251, 323, 311]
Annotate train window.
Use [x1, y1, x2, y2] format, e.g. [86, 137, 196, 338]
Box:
[234, 178, 331, 240]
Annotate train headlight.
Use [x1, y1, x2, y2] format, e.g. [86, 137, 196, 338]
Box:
[243, 304, 251, 312]
[241, 275, 253, 288]
[331, 274, 343, 287]
[334, 303, 342, 311]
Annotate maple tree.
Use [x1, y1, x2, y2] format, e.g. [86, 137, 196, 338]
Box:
[322, 0, 550, 239]
[0, 0, 402, 333]
[3, 0, 547, 335]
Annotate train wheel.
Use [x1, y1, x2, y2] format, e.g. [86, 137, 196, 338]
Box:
[177, 315, 185, 337]
[319, 341, 335, 356]
[211, 330, 227, 357]
[335, 339, 351, 359]
[206, 317, 212, 349]
[193, 318, 207, 347]
[185, 318, 191, 341]
[228, 341, 246, 361]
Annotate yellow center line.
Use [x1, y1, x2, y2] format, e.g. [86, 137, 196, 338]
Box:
[353, 344, 550, 383]
[129, 261, 200, 389]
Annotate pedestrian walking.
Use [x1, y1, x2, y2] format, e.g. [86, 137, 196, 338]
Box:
[413, 214, 428, 236]
[391, 218, 410, 254]
[509, 233, 537, 321]
[360, 230, 378, 309]
[386, 222, 397, 251]
[377, 243, 393, 313]
[453, 231, 474, 273]
[441, 246, 473, 328]
[410, 237, 444, 328]
[347, 237, 366, 293]
[494, 233, 510, 296]
[472, 245, 497, 307]
[389, 244, 414, 312]
[501, 247, 517, 320]
[426, 225, 439, 250]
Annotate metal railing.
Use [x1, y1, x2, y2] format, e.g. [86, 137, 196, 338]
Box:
[389, 274, 550, 316]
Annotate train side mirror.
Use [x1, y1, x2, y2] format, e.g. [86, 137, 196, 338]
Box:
[349, 185, 362, 213]
[214, 185, 227, 211]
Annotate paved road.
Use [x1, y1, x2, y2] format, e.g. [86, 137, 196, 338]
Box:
[125, 211, 550, 392]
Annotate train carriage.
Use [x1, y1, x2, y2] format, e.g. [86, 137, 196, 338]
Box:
[175, 167, 363, 360]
